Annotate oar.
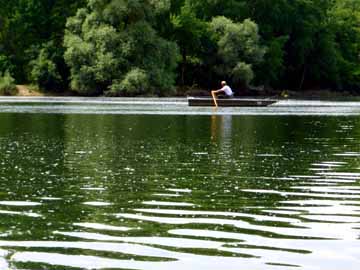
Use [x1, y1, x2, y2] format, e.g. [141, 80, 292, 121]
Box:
[211, 91, 218, 107]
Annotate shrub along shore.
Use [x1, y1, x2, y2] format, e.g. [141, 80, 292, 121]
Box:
[0, 0, 359, 97]
[1, 84, 356, 100]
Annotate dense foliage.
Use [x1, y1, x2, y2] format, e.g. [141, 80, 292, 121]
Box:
[0, 71, 17, 95]
[0, 0, 359, 95]
[64, 0, 179, 95]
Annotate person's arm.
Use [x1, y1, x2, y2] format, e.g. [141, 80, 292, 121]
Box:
[211, 87, 225, 107]
[212, 89, 224, 94]
[212, 86, 226, 94]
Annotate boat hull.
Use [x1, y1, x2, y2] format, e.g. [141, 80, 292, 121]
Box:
[188, 97, 277, 107]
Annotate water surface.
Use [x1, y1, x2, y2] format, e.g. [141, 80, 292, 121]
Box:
[0, 100, 359, 269]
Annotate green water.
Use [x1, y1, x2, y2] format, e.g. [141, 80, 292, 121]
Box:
[0, 113, 359, 269]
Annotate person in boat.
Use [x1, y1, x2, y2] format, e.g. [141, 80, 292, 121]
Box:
[211, 81, 234, 99]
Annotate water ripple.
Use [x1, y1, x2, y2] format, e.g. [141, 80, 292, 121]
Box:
[1, 111, 360, 269]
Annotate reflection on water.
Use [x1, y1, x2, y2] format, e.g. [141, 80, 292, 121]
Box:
[0, 112, 360, 269]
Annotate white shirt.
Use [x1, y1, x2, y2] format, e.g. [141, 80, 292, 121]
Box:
[221, 85, 233, 96]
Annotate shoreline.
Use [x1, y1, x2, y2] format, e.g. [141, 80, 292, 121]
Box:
[6, 85, 358, 100]
[1, 96, 360, 105]
[0, 85, 360, 104]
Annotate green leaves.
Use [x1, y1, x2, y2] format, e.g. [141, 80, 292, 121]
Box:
[0, 0, 359, 93]
[110, 68, 149, 95]
[64, 0, 179, 95]
[0, 70, 17, 95]
[329, 0, 360, 89]
[0, 0, 85, 83]
[232, 62, 254, 87]
[210, 16, 265, 87]
[30, 48, 62, 91]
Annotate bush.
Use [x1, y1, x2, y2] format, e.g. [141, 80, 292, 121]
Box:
[210, 17, 265, 87]
[0, 55, 15, 75]
[30, 49, 62, 91]
[109, 68, 149, 96]
[232, 62, 254, 87]
[64, 2, 179, 96]
[0, 71, 17, 95]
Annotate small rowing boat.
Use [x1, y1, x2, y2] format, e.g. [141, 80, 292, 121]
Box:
[188, 97, 277, 107]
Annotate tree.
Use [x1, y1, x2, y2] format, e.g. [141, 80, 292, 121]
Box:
[330, 0, 360, 90]
[1, 0, 359, 94]
[210, 16, 266, 89]
[0, 0, 85, 83]
[29, 43, 63, 91]
[171, 0, 207, 86]
[64, 0, 179, 96]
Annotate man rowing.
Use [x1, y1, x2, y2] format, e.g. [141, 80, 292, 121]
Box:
[211, 81, 234, 107]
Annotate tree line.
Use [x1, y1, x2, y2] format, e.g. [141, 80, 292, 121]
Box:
[0, 0, 359, 96]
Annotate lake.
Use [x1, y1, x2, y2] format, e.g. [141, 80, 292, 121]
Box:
[0, 98, 359, 269]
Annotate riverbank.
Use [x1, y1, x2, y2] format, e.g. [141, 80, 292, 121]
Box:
[7, 85, 358, 99]
[16, 85, 44, 96]
[14, 85, 77, 97]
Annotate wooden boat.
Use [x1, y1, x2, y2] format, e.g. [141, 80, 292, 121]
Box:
[188, 97, 277, 107]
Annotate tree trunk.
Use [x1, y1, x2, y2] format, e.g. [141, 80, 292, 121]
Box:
[299, 63, 307, 91]
[181, 49, 186, 86]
